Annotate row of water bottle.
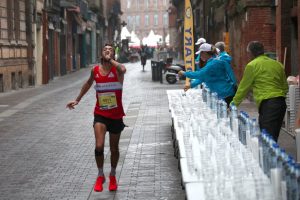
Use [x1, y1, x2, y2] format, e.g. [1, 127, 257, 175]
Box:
[258, 129, 300, 200]
[228, 93, 300, 199]
[168, 88, 274, 200]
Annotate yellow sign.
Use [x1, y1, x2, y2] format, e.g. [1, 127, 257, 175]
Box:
[223, 32, 230, 53]
[184, 0, 194, 84]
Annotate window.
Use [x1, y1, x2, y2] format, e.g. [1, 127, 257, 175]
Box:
[136, 0, 139, 9]
[154, 0, 158, 8]
[144, 0, 149, 9]
[7, 0, 14, 41]
[163, 13, 168, 26]
[145, 15, 149, 26]
[14, 0, 20, 41]
[163, 0, 167, 6]
[132, 15, 135, 27]
[154, 14, 158, 26]
[127, 0, 131, 9]
[127, 16, 131, 27]
[135, 15, 140, 27]
[6, 0, 22, 41]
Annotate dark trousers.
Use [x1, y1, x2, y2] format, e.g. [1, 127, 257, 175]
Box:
[225, 96, 234, 108]
[258, 97, 286, 142]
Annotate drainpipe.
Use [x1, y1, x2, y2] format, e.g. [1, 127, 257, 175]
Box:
[42, 9, 49, 84]
[25, 0, 35, 85]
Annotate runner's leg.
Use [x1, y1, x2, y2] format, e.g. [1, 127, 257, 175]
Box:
[109, 132, 121, 174]
[94, 123, 107, 172]
[93, 122, 107, 192]
[108, 132, 121, 191]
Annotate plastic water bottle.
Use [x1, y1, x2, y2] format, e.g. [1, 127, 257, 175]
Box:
[284, 159, 294, 200]
[251, 119, 260, 137]
[261, 129, 275, 175]
[211, 92, 217, 113]
[270, 143, 280, 170]
[216, 99, 221, 119]
[202, 84, 207, 102]
[221, 100, 227, 118]
[279, 153, 294, 200]
[245, 115, 251, 146]
[206, 88, 211, 108]
[276, 149, 286, 169]
[289, 164, 298, 200]
[260, 130, 268, 172]
[266, 138, 277, 177]
[238, 111, 244, 143]
[230, 104, 238, 134]
[296, 165, 300, 200]
[282, 156, 295, 181]
[286, 162, 296, 200]
[238, 111, 249, 145]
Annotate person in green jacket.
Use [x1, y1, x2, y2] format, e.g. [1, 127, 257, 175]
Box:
[231, 41, 288, 142]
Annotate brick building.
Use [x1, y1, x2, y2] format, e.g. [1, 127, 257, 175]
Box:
[0, 0, 31, 92]
[173, 0, 300, 81]
[168, 0, 184, 55]
[120, 0, 169, 43]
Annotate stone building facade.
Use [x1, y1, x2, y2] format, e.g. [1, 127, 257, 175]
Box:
[0, 0, 122, 93]
[0, 0, 29, 92]
[120, 0, 169, 42]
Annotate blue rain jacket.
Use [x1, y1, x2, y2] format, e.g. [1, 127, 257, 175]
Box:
[195, 54, 201, 71]
[185, 57, 237, 99]
[218, 51, 232, 64]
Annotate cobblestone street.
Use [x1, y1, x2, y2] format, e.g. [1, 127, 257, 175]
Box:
[0, 61, 186, 200]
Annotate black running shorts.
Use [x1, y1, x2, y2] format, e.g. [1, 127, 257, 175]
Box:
[93, 114, 125, 134]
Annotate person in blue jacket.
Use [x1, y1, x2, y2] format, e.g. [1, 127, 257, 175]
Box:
[215, 41, 232, 64]
[178, 43, 237, 106]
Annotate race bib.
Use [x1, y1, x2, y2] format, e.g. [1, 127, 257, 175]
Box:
[98, 92, 117, 110]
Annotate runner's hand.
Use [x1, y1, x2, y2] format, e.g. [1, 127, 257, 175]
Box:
[104, 51, 113, 61]
[66, 100, 79, 110]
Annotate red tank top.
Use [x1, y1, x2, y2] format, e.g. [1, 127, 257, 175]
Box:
[93, 65, 125, 119]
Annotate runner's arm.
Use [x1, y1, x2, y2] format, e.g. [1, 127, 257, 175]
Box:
[110, 59, 126, 74]
[75, 69, 94, 102]
[66, 69, 94, 109]
[110, 59, 126, 83]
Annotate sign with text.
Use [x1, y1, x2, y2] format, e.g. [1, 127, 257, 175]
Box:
[184, 0, 194, 84]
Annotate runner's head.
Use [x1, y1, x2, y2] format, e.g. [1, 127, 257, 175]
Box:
[101, 43, 115, 64]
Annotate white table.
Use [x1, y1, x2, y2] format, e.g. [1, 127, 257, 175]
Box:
[185, 182, 205, 200]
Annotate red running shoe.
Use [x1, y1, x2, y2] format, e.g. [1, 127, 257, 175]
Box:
[94, 176, 105, 192]
[108, 176, 118, 191]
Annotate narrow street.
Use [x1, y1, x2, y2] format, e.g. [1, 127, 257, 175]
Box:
[0, 61, 185, 200]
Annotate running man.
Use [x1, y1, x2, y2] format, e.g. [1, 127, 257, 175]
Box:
[66, 44, 126, 192]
